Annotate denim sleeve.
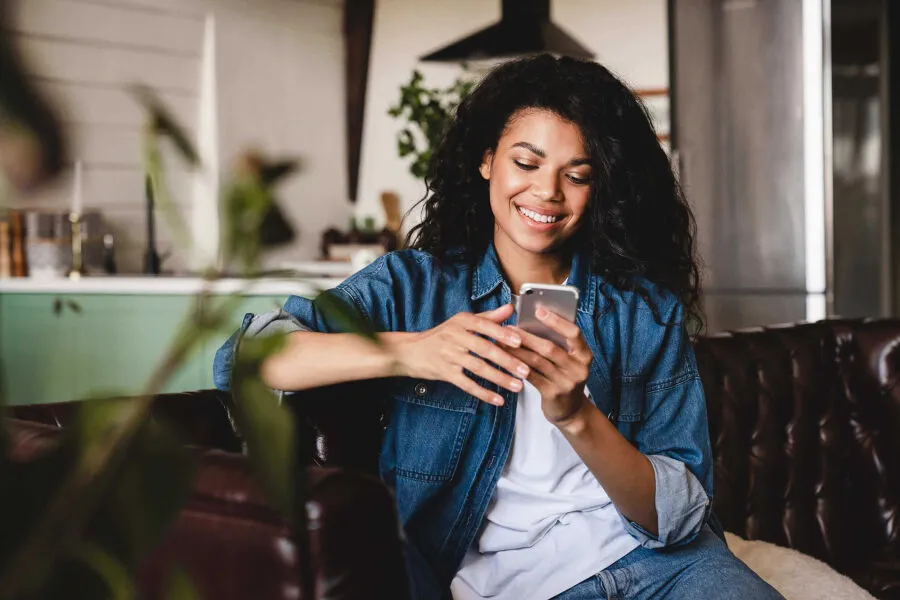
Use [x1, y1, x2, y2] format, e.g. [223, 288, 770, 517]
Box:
[211, 285, 364, 391]
[619, 303, 713, 548]
[211, 252, 407, 391]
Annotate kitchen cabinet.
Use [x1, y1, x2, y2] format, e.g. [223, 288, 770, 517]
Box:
[0, 292, 292, 405]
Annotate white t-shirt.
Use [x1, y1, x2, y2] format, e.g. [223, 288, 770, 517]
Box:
[450, 380, 639, 600]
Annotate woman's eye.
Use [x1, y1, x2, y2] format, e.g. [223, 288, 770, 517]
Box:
[514, 160, 538, 171]
[567, 174, 591, 185]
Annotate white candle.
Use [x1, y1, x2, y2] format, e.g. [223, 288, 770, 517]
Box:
[72, 160, 83, 215]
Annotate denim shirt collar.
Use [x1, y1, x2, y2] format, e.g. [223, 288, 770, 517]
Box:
[471, 242, 598, 315]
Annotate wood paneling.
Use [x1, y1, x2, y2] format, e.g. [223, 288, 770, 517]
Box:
[16, 35, 200, 93]
[6, 0, 202, 272]
[6, 0, 202, 55]
[35, 81, 196, 127]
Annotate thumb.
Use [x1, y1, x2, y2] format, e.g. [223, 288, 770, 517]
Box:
[478, 303, 515, 322]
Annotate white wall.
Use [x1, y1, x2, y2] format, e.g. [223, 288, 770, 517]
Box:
[7, 0, 347, 273]
[6, 0, 666, 270]
[212, 0, 348, 270]
[355, 0, 669, 232]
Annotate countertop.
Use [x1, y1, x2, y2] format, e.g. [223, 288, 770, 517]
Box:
[0, 276, 346, 296]
[0, 262, 354, 295]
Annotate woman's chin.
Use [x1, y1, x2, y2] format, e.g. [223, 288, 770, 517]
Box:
[511, 233, 564, 255]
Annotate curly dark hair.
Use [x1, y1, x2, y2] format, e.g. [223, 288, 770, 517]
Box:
[405, 54, 703, 332]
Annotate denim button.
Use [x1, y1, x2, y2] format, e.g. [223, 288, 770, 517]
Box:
[414, 383, 428, 396]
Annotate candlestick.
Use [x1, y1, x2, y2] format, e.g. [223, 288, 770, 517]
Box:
[68, 212, 83, 280]
[72, 160, 83, 216]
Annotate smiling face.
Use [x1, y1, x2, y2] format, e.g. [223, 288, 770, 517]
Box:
[480, 109, 593, 261]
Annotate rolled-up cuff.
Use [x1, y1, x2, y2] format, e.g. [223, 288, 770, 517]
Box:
[212, 308, 311, 392]
[620, 454, 711, 548]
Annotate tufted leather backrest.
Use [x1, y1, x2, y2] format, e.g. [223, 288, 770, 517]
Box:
[694, 319, 900, 574]
[281, 319, 900, 595]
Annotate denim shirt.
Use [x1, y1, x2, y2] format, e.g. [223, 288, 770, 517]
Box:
[213, 244, 713, 597]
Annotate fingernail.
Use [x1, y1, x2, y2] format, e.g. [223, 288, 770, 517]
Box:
[493, 396, 505, 406]
[517, 364, 529, 376]
[536, 307, 549, 319]
[509, 335, 522, 346]
[510, 379, 523, 391]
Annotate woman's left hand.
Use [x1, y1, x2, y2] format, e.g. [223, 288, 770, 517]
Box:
[501, 307, 594, 426]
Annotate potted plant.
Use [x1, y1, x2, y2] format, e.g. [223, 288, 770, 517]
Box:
[388, 68, 477, 179]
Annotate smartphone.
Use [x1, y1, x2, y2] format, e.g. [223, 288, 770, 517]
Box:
[515, 283, 580, 348]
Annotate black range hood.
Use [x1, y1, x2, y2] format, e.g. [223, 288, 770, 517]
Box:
[420, 0, 594, 62]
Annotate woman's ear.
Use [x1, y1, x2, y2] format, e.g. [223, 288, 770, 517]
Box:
[479, 151, 493, 180]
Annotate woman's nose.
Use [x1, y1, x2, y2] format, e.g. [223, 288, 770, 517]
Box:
[532, 176, 561, 202]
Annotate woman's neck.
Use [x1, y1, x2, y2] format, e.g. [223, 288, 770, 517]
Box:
[494, 237, 572, 295]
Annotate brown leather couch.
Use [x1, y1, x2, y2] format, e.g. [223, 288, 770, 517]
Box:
[283, 319, 900, 599]
[8, 319, 900, 599]
[6, 391, 409, 600]
[695, 319, 900, 599]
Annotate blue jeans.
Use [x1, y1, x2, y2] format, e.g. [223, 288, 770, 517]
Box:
[552, 525, 784, 600]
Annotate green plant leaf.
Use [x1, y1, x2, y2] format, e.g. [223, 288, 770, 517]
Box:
[219, 157, 301, 274]
[412, 157, 429, 179]
[166, 568, 201, 600]
[38, 553, 121, 600]
[130, 85, 199, 166]
[0, 431, 77, 597]
[144, 129, 193, 254]
[230, 332, 296, 520]
[0, 3, 66, 190]
[0, 396, 196, 598]
[71, 542, 135, 600]
[388, 67, 475, 181]
[77, 400, 197, 571]
[230, 366, 296, 521]
[313, 291, 379, 343]
[235, 330, 289, 365]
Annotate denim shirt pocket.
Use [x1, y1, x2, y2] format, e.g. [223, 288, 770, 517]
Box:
[613, 376, 645, 442]
[389, 379, 478, 484]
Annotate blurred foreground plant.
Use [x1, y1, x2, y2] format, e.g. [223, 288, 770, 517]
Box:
[0, 2, 65, 193]
[0, 81, 371, 598]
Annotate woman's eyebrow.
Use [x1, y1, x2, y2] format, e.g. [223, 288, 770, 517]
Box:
[512, 141, 546, 157]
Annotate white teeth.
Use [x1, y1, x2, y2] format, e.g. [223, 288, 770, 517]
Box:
[518, 206, 560, 224]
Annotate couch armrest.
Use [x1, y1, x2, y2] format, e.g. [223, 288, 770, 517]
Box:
[6, 390, 243, 453]
[6, 418, 409, 600]
[279, 380, 388, 476]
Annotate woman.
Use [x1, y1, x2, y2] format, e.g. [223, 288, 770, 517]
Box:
[214, 55, 783, 600]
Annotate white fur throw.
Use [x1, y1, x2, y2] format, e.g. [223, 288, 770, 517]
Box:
[725, 532, 876, 600]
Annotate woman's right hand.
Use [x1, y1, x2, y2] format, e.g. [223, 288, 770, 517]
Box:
[389, 304, 529, 406]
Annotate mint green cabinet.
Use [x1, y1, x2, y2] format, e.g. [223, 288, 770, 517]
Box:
[0, 293, 288, 405]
